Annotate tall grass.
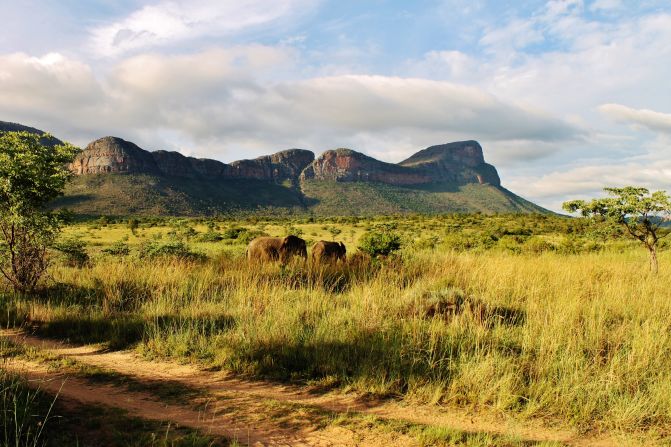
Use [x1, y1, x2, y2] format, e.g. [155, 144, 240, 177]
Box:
[0, 367, 57, 447]
[5, 247, 671, 434]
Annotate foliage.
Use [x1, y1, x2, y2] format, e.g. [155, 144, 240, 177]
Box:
[358, 229, 401, 257]
[237, 229, 269, 245]
[102, 241, 131, 257]
[138, 241, 206, 262]
[127, 218, 140, 235]
[53, 238, 90, 268]
[221, 227, 247, 240]
[197, 231, 223, 243]
[564, 186, 671, 272]
[0, 132, 79, 291]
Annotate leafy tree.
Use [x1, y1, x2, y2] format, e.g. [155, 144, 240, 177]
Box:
[127, 218, 140, 236]
[358, 230, 401, 257]
[53, 238, 90, 268]
[563, 187, 671, 273]
[0, 132, 78, 292]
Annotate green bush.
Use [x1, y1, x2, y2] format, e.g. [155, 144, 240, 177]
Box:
[238, 229, 269, 245]
[222, 227, 247, 239]
[358, 230, 401, 257]
[102, 241, 131, 256]
[138, 241, 205, 262]
[523, 236, 555, 254]
[53, 238, 90, 268]
[197, 231, 223, 242]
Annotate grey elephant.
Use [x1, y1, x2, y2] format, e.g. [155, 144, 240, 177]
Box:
[247, 235, 307, 263]
[311, 241, 346, 264]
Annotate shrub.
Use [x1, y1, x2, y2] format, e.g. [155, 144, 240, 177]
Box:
[222, 227, 247, 240]
[523, 236, 555, 254]
[358, 230, 401, 257]
[102, 241, 131, 256]
[53, 238, 90, 268]
[138, 241, 205, 262]
[127, 218, 140, 235]
[197, 231, 223, 242]
[238, 229, 269, 245]
[415, 236, 440, 250]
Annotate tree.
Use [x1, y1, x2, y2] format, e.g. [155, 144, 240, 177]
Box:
[563, 187, 671, 273]
[128, 218, 140, 236]
[0, 132, 79, 292]
[358, 229, 401, 258]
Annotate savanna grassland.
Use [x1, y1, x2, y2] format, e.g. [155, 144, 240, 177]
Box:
[2, 213, 671, 446]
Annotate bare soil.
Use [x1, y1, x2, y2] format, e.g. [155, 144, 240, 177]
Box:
[1, 329, 628, 446]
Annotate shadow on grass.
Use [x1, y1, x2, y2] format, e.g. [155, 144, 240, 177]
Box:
[31, 305, 235, 351]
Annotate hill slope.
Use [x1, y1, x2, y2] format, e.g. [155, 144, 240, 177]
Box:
[301, 180, 546, 215]
[1, 121, 549, 216]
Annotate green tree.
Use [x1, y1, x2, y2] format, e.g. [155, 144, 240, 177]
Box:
[358, 229, 401, 258]
[0, 132, 78, 291]
[563, 187, 671, 273]
[128, 218, 140, 236]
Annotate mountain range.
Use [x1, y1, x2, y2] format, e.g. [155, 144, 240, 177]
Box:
[1, 120, 547, 216]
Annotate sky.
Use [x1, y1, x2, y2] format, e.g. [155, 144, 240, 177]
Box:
[1, 0, 670, 211]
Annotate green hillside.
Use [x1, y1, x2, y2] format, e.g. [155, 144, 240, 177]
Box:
[52, 174, 306, 216]
[52, 175, 547, 217]
[301, 180, 547, 215]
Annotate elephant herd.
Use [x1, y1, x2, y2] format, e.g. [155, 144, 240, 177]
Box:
[247, 235, 347, 264]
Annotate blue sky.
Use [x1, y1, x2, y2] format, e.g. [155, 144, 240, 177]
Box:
[1, 0, 670, 211]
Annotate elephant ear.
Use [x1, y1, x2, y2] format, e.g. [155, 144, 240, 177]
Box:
[281, 236, 291, 250]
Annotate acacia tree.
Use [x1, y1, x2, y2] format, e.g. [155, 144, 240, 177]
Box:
[0, 132, 78, 292]
[563, 187, 671, 273]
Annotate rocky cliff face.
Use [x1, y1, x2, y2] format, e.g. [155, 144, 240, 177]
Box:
[227, 149, 315, 181]
[69, 136, 501, 187]
[300, 149, 431, 185]
[70, 137, 314, 184]
[399, 141, 501, 186]
[300, 141, 500, 186]
[71, 137, 159, 175]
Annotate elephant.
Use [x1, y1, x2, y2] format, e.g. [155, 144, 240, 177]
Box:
[311, 241, 347, 264]
[247, 235, 307, 263]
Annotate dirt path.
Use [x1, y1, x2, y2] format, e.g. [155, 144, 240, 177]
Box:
[1, 329, 623, 446]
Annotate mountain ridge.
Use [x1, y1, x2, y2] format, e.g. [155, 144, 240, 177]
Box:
[0, 120, 549, 216]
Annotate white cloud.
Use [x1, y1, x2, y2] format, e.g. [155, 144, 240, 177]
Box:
[599, 104, 671, 134]
[89, 0, 316, 57]
[0, 48, 582, 165]
[507, 154, 671, 212]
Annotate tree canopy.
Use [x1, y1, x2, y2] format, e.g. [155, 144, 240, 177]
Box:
[563, 187, 671, 272]
[0, 131, 79, 291]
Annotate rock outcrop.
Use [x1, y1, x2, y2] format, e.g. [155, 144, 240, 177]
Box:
[71, 137, 160, 175]
[399, 141, 501, 186]
[300, 141, 500, 186]
[300, 149, 431, 185]
[70, 137, 315, 184]
[68, 136, 500, 188]
[227, 149, 315, 181]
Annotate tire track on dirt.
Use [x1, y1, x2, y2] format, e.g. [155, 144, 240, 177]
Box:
[1, 329, 620, 447]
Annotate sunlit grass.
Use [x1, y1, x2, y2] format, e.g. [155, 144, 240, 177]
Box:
[5, 215, 671, 438]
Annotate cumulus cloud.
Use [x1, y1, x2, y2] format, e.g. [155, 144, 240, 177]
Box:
[89, 0, 316, 57]
[506, 155, 671, 212]
[0, 49, 582, 162]
[599, 104, 671, 134]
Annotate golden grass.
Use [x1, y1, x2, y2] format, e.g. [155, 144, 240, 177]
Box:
[5, 235, 666, 435]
